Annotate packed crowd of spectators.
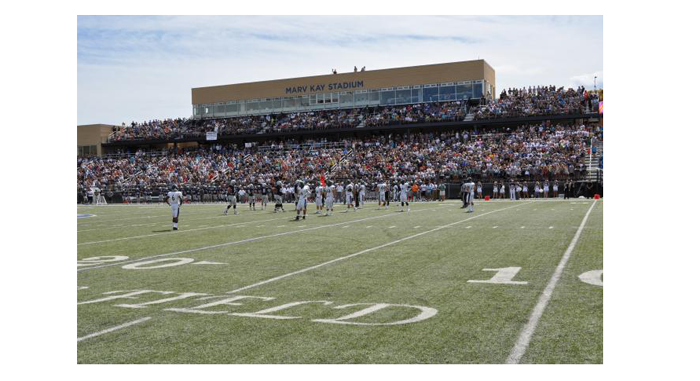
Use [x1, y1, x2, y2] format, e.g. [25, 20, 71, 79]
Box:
[106, 85, 600, 143]
[107, 101, 469, 143]
[473, 85, 599, 120]
[81, 123, 600, 200]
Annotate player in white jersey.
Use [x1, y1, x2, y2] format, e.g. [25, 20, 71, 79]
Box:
[359, 183, 366, 207]
[325, 184, 335, 216]
[344, 183, 356, 212]
[314, 184, 324, 214]
[224, 185, 238, 215]
[465, 178, 476, 213]
[460, 182, 469, 208]
[377, 181, 388, 210]
[166, 186, 184, 230]
[295, 183, 310, 220]
[399, 182, 410, 212]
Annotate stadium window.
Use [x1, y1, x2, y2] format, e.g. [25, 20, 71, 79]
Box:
[215, 104, 225, 116]
[423, 86, 439, 102]
[300, 95, 309, 108]
[396, 89, 411, 104]
[368, 89, 380, 105]
[272, 98, 282, 111]
[456, 83, 473, 100]
[283, 97, 294, 110]
[340, 92, 354, 107]
[354, 91, 368, 106]
[411, 87, 423, 103]
[473, 81, 483, 98]
[439, 84, 456, 101]
[225, 103, 239, 116]
[380, 89, 395, 105]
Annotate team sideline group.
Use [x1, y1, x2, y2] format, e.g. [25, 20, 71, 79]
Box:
[164, 179, 579, 230]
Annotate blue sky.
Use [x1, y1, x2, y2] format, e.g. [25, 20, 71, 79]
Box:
[77, 15, 603, 125]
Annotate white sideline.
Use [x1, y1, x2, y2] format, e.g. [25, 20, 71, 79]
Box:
[77, 317, 151, 343]
[505, 199, 598, 364]
[77, 206, 440, 272]
[227, 202, 531, 294]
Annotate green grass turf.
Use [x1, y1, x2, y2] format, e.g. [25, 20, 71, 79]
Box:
[76, 198, 603, 363]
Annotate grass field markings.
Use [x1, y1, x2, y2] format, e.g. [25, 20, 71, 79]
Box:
[77, 215, 287, 246]
[468, 267, 528, 285]
[578, 270, 603, 287]
[225, 202, 532, 295]
[277, 225, 286, 228]
[492, 226, 499, 229]
[192, 261, 227, 266]
[76, 207, 262, 226]
[77, 317, 152, 343]
[506, 199, 598, 364]
[343, 226, 350, 228]
[77, 206, 440, 272]
[414, 226, 421, 229]
[548, 226, 554, 229]
[388, 226, 396, 229]
[466, 226, 472, 229]
[521, 226, 525, 229]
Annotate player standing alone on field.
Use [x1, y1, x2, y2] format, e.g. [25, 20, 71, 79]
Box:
[399, 181, 410, 212]
[314, 183, 324, 214]
[465, 177, 475, 213]
[325, 183, 335, 216]
[295, 182, 310, 221]
[167, 185, 184, 230]
[345, 182, 356, 212]
[377, 181, 387, 209]
[224, 184, 238, 215]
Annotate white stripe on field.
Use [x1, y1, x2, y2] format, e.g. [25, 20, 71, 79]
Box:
[506, 199, 597, 364]
[77, 317, 151, 343]
[78, 216, 285, 246]
[227, 202, 532, 294]
[77, 207, 437, 272]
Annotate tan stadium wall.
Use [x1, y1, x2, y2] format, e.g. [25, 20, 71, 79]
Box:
[192, 60, 494, 104]
[77, 124, 116, 156]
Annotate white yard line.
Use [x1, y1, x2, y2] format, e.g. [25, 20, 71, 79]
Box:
[77, 216, 286, 246]
[77, 317, 151, 343]
[505, 199, 598, 364]
[77, 206, 440, 272]
[227, 202, 532, 294]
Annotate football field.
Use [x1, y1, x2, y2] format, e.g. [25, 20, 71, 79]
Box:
[76, 198, 603, 364]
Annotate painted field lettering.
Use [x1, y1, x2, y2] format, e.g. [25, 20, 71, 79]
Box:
[78, 256, 128, 267]
[165, 295, 275, 315]
[468, 267, 528, 285]
[115, 292, 209, 309]
[122, 258, 227, 270]
[578, 270, 603, 287]
[313, 303, 438, 326]
[78, 290, 173, 305]
[231, 300, 334, 320]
